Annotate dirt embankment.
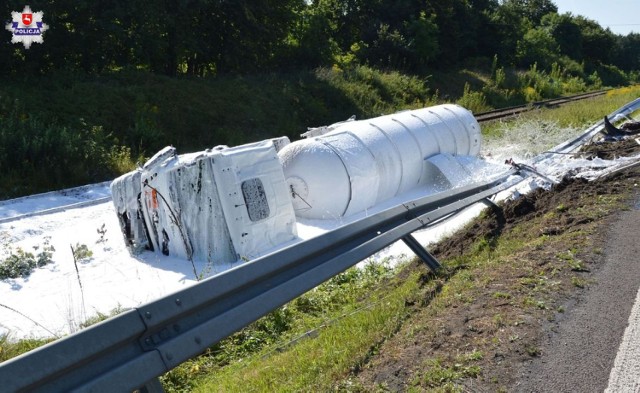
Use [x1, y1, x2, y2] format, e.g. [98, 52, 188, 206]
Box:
[352, 139, 640, 392]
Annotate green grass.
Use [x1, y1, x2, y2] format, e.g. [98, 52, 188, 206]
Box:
[481, 85, 640, 141]
[0, 334, 52, 363]
[181, 203, 585, 392]
[411, 357, 482, 391]
[193, 274, 417, 393]
[161, 259, 405, 392]
[0, 66, 434, 198]
[1, 68, 638, 389]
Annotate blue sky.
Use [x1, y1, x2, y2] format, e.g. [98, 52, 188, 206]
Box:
[553, 0, 640, 35]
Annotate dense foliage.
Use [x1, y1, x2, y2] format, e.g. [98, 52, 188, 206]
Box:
[1, 0, 638, 78]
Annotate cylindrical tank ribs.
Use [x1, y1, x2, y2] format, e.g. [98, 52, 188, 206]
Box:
[111, 104, 481, 264]
[279, 104, 481, 219]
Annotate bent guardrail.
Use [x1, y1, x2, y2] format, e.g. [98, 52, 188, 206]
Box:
[0, 172, 519, 393]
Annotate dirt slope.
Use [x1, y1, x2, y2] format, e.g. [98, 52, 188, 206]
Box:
[352, 139, 640, 392]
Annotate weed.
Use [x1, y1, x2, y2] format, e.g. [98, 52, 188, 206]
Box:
[523, 297, 548, 310]
[0, 333, 53, 363]
[492, 291, 511, 299]
[493, 314, 506, 328]
[557, 250, 589, 272]
[519, 276, 548, 290]
[416, 358, 481, 388]
[0, 236, 55, 280]
[463, 350, 484, 362]
[70, 243, 90, 321]
[79, 305, 128, 329]
[96, 224, 108, 244]
[525, 345, 541, 357]
[571, 276, 586, 288]
[456, 83, 491, 113]
[71, 243, 93, 263]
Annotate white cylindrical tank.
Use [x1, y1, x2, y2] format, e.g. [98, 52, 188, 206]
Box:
[278, 104, 481, 219]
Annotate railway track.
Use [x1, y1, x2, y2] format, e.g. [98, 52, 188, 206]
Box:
[475, 90, 609, 122]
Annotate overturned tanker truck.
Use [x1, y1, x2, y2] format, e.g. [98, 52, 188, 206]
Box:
[111, 104, 482, 265]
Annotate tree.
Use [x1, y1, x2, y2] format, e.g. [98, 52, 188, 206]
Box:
[287, 2, 340, 68]
[612, 33, 640, 72]
[540, 12, 583, 61]
[516, 27, 559, 68]
[574, 16, 617, 64]
[407, 11, 440, 68]
[484, 3, 529, 65]
[502, 0, 558, 25]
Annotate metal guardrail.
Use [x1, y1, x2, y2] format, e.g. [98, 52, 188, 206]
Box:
[0, 181, 113, 224]
[0, 172, 519, 392]
[532, 97, 640, 163]
[0, 196, 112, 225]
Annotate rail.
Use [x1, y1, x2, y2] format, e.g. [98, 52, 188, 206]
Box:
[0, 171, 520, 393]
[475, 90, 609, 122]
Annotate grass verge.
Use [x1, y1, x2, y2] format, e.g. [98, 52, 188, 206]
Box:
[482, 85, 640, 140]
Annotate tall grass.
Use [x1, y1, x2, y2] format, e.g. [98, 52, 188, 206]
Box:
[0, 99, 136, 198]
[481, 85, 640, 141]
[192, 267, 420, 392]
[161, 259, 402, 392]
[0, 334, 53, 363]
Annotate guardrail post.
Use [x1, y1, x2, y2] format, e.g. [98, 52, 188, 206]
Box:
[402, 234, 440, 272]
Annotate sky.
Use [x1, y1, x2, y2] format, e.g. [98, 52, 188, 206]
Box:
[553, 0, 640, 36]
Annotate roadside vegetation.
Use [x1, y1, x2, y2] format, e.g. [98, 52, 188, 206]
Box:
[155, 140, 639, 392]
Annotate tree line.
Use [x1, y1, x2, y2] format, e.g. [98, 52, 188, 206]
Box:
[1, 0, 639, 78]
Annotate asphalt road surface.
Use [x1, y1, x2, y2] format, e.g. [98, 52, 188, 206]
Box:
[515, 207, 640, 392]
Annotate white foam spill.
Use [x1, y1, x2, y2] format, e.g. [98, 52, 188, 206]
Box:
[482, 119, 584, 163]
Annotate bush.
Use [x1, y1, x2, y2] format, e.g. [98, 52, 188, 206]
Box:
[591, 63, 629, 87]
[0, 237, 55, 280]
[456, 83, 491, 113]
[0, 98, 136, 198]
[0, 67, 437, 199]
[562, 77, 587, 93]
[71, 243, 93, 262]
